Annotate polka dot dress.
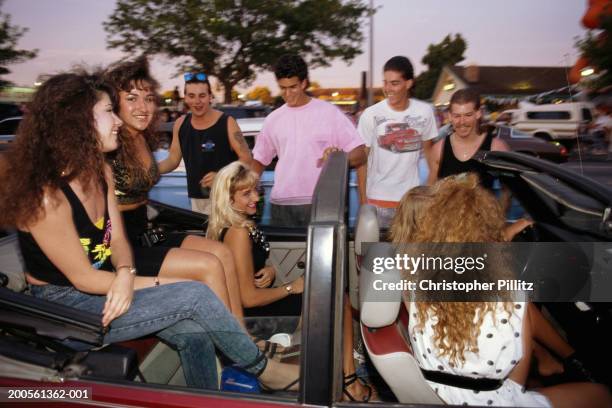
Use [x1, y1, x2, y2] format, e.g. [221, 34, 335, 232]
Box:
[408, 302, 551, 407]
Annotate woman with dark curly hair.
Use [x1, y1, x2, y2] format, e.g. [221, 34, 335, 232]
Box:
[103, 57, 244, 321]
[393, 174, 610, 407]
[0, 71, 298, 391]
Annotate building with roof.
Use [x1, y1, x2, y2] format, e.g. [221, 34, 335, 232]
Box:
[432, 65, 573, 107]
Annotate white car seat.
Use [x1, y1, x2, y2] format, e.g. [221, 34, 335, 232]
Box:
[357, 216, 444, 404]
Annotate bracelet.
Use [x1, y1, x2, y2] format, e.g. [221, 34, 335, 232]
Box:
[117, 265, 137, 275]
[284, 284, 292, 294]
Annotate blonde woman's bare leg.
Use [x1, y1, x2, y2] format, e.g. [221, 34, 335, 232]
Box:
[158, 248, 232, 314]
[180, 235, 244, 321]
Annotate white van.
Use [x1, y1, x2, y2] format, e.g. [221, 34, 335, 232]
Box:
[502, 102, 593, 141]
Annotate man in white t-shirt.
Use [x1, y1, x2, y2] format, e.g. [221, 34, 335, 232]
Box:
[357, 56, 437, 227]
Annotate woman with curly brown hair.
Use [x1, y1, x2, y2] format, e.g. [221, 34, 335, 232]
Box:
[0, 71, 299, 391]
[103, 57, 244, 321]
[393, 174, 610, 407]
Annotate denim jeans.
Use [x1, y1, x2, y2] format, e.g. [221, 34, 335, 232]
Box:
[30, 281, 265, 389]
[373, 205, 396, 229]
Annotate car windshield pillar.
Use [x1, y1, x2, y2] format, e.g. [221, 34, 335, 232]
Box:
[299, 152, 348, 405]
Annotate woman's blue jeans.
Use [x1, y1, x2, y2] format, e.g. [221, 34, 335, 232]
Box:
[30, 281, 265, 389]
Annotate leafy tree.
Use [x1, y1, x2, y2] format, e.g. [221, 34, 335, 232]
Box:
[412, 34, 466, 100]
[0, 1, 37, 89]
[247, 86, 272, 104]
[104, 0, 371, 102]
[577, 15, 612, 90]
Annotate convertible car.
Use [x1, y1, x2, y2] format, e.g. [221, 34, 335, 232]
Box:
[0, 151, 611, 406]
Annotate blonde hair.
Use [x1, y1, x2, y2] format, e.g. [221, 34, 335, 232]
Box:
[207, 161, 260, 241]
[388, 185, 433, 242]
[401, 174, 511, 366]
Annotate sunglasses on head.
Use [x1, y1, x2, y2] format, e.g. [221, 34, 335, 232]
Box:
[184, 72, 207, 82]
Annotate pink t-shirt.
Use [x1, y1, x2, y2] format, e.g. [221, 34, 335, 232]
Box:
[253, 98, 363, 205]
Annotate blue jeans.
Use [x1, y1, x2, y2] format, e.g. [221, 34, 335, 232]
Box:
[29, 282, 265, 389]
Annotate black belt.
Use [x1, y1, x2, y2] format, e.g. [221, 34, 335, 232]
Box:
[422, 369, 503, 391]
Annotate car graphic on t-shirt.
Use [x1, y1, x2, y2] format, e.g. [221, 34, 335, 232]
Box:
[377, 123, 421, 152]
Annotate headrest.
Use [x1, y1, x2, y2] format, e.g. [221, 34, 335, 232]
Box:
[359, 243, 401, 328]
[354, 204, 379, 256]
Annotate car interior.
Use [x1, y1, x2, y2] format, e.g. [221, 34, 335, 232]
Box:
[0, 151, 611, 406]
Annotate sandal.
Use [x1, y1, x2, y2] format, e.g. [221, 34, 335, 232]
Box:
[256, 339, 301, 362]
[260, 378, 300, 393]
[343, 372, 374, 402]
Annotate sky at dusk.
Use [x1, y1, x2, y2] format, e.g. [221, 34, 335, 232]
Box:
[3, 0, 588, 98]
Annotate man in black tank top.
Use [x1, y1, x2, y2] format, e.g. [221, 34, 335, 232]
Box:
[429, 89, 509, 188]
[158, 74, 252, 214]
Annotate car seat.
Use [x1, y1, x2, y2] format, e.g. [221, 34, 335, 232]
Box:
[356, 212, 444, 404]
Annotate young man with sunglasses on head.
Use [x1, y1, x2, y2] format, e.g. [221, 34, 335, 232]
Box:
[159, 72, 252, 214]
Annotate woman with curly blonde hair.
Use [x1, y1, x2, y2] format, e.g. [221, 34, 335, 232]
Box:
[394, 174, 610, 407]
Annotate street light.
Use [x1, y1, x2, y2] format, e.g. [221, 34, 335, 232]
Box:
[580, 67, 595, 77]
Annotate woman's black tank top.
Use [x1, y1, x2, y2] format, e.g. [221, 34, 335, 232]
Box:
[179, 113, 238, 198]
[437, 130, 495, 190]
[18, 183, 113, 286]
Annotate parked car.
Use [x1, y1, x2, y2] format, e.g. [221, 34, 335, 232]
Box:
[492, 125, 568, 162]
[0, 102, 22, 121]
[437, 123, 568, 163]
[503, 102, 594, 142]
[216, 104, 271, 119]
[1, 152, 611, 406]
[0, 116, 21, 153]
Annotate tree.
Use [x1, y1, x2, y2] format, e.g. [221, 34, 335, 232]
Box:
[104, 0, 371, 102]
[247, 86, 272, 104]
[577, 15, 612, 90]
[0, 1, 37, 89]
[412, 34, 466, 101]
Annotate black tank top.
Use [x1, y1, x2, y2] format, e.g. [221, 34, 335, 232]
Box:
[438, 130, 495, 190]
[220, 225, 269, 273]
[179, 113, 238, 198]
[18, 183, 113, 286]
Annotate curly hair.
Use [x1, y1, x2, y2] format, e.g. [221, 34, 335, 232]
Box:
[104, 56, 159, 186]
[403, 174, 511, 366]
[207, 161, 259, 241]
[388, 185, 433, 242]
[0, 72, 116, 228]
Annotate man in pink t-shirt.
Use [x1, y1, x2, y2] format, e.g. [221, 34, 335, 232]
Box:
[252, 54, 366, 226]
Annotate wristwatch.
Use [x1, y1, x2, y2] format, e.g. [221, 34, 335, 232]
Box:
[285, 284, 293, 294]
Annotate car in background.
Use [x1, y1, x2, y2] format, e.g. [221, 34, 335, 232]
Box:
[0, 102, 22, 121]
[492, 124, 568, 162]
[0, 116, 21, 153]
[437, 123, 568, 163]
[217, 104, 271, 119]
[501, 102, 594, 143]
